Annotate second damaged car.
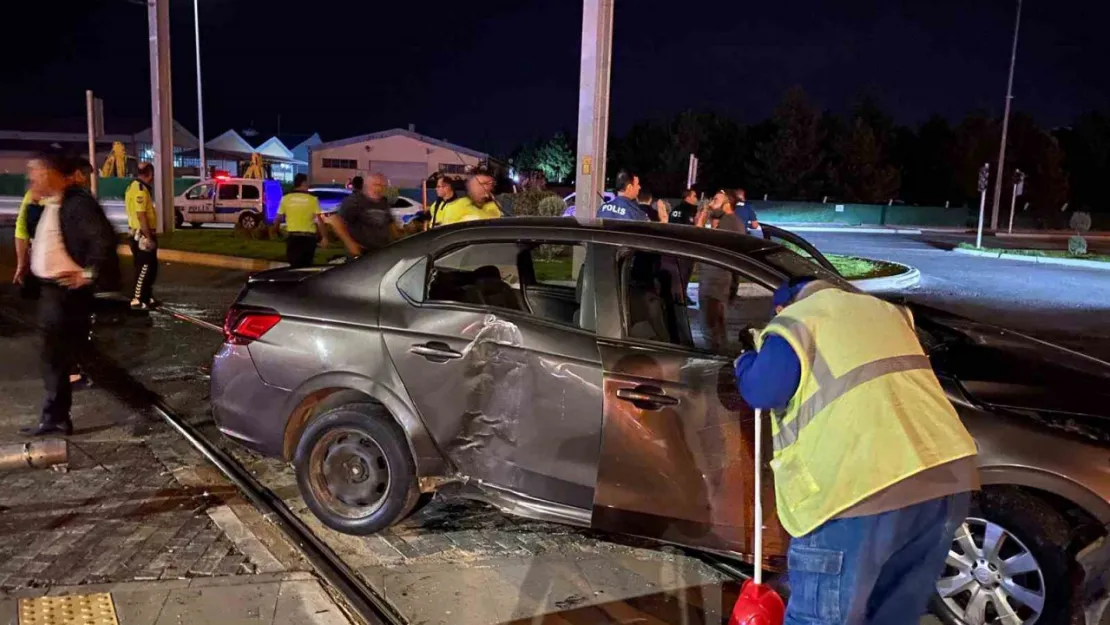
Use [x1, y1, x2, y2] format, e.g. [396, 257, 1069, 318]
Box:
[211, 218, 1110, 625]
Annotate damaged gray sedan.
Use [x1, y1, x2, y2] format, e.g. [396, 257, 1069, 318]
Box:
[211, 218, 1110, 625]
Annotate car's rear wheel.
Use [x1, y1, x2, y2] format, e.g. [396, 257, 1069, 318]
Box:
[174, 209, 184, 229]
[294, 403, 418, 535]
[932, 489, 1072, 625]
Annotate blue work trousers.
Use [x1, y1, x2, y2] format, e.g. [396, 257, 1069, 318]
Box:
[785, 492, 971, 624]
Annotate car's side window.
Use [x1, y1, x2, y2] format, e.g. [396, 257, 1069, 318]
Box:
[620, 250, 773, 357]
[186, 184, 213, 200]
[427, 242, 526, 312]
[217, 184, 240, 201]
[241, 185, 260, 200]
[424, 241, 593, 331]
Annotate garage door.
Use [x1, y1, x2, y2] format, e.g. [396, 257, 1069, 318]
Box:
[370, 161, 428, 188]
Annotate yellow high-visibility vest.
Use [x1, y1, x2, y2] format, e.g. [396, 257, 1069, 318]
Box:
[759, 284, 977, 537]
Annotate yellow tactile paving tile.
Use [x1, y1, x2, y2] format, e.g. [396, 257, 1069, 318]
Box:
[18, 592, 119, 625]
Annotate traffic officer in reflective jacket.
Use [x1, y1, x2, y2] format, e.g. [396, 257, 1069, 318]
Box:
[596, 170, 649, 221]
[734, 277, 979, 625]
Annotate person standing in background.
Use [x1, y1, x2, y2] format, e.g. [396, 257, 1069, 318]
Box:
[275, 174, 328, 268]
[426, 175, 462, 229]
[124, 163, 159, 310]
[597, 170, 649, 221]
[21, 152, 119, 436]
[695, 190, 744, 350]
[669, 189, 699, 226]
[329, 174, 395, 257]
[732, 188, 761, 234]
[434, 170, 504, 225]
[636, 189, 670, 223]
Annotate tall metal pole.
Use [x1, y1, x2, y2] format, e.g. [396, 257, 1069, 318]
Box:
[573, 0, 614, 226]
[193, 0, 207, 179]
[977, 162, 990, 249]
[990, 0, 1023, 231]
[148, 0, 175, 234]
[86, 90, 98, 198]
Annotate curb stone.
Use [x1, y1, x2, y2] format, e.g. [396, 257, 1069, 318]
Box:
[952, 247, 1110, 271]
[117, 244, 286, 272]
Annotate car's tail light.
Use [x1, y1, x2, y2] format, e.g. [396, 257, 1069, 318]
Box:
[223, 307, 281, 345]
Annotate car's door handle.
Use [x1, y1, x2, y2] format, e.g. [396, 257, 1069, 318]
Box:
[616, 386, 679, 408]
[409, 342, 463, 362]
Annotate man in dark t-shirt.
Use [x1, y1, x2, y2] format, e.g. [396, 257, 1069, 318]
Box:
[331, 174, 395, 256]
[669, 189, 699, 226]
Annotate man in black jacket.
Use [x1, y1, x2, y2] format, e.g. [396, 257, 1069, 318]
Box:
[20, 153, 120, 436]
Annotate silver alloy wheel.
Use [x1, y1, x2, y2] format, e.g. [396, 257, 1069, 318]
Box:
[936, 517, 1046, 625]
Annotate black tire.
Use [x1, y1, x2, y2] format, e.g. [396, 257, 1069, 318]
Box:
[174, 209, 184, 229]
[238, 211, 261, 230]
[189, 221, 202, 229]
[294, 403, 418, 535]
[932, 488, 1072, 625]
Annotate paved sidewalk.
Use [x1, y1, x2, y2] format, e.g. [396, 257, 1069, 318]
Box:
[0, 572, 351, 625]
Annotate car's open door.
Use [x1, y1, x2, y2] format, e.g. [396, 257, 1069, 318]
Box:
[760, 224, 842, 276]
[588, 244, 788, 564]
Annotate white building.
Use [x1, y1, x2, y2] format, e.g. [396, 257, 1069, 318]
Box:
[309, 128, 488, 188]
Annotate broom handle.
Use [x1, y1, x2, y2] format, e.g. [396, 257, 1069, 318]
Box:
[753, 408, 763, 585]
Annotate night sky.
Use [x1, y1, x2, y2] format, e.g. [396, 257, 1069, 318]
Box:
[3, 0, 1108, 155]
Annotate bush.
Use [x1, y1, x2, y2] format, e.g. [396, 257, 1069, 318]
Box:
[1068, 235, 1088, 257]
[1070, 211, 1092, 233]
[537, 195, 567, 217]
[506, 190, 558, 217]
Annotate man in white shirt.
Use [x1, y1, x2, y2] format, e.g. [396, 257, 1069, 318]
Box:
[20, 153, 119, 437]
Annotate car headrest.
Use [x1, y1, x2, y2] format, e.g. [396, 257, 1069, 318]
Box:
[474, 265, 502, 281]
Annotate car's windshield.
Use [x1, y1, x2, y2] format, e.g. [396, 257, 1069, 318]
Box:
[754, 247, 849, 286]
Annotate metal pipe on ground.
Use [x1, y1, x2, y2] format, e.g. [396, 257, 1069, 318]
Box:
[0, 439, 68, 470]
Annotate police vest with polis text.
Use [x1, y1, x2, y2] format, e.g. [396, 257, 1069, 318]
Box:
[757, 283, 978, 537]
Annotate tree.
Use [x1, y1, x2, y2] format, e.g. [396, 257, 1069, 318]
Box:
[512, 132, 576, 184]
[829, 118, 901, 203]
[1058, 112, 1110, 214]
[900, 115, 959, 205]
[747, 86, 825, 199]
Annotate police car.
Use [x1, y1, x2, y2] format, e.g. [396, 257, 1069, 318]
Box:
[174, 177, 283, 229]
[307, 187, 424, 224]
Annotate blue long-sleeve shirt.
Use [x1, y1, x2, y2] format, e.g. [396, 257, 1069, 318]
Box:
[596, 196, 649, 221]
[734, 335, 802, 410]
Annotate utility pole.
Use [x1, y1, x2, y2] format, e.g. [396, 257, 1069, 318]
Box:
[1008, 169, 1025, 234]
[193, 0, 206, 179]
[86, 90, 98, 197]
[573, 0, 614, 226]
[148, 0, 175, 234]
[990, 0, 1023, 231]
[976, 163, 990, 249]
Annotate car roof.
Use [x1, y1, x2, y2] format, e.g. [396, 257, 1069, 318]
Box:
[421, 217, 777, 255]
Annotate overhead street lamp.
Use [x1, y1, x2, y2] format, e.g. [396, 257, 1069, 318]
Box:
[990, 0, 1024, 231]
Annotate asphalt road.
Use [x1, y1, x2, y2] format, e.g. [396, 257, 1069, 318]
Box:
[802, 231, 1110, 361]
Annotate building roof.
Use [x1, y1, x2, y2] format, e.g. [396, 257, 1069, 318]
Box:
[254, 136, 294, 160]
[205, 129, 256, 156]
[133, 121, 200, 149]
[311, 128, 488, 160]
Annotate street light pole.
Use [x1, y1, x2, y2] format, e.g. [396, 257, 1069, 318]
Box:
[193, 0, 207, 179]
[573, 0, 614, 226]
[990, 0, 1023, 231]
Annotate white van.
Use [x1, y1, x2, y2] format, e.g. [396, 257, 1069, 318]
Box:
[174, 177, 284, 229]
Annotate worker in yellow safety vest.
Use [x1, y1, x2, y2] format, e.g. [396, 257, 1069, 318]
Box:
[433, 170, 502, 226]
[733, 277, 978, 624]
[124, 163, 160, 310]
[425, 174, 463, 229]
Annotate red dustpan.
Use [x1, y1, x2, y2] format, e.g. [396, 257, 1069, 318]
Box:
[728, 408, 786, 625]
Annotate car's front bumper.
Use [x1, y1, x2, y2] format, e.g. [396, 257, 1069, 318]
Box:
[210, 342, 291, 458]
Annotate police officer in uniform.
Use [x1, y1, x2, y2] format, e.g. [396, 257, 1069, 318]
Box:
[275, 174, 327, 268]
[124, 163, 159, 309]
[734, 277, 978, 623]
[596, 170, 649, 221]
